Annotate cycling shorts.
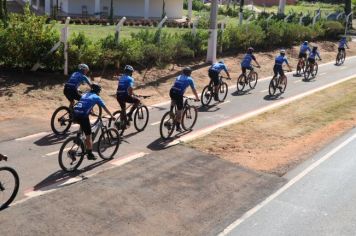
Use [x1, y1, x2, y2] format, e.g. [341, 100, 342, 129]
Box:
[241, 66, 253, 74]
[74, 116, 91, 136]
[169, 89, 184, 110]
[338, 47, 345, 53]
[116, 94, 140, 111]
[208, 69, 220, 86]
[64, 85, 81, 102]
[298, 52, 307, 59]
[308, 58, 315, 64]
[273, 65, 284, 77]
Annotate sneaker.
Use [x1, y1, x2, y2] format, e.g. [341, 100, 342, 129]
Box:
[87, 152, 97, 161]
[214, 93, 219, 101]
[176, 126, 183, 132]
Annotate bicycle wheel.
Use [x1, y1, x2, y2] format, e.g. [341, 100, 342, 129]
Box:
[296, 61, 304, 75]
[89, 104, 102, 127]
[248, 72, 258, 89]
[0, 167, 19, 210]
[58, 136, 85, 172]
[236, 74, 246, 92]
[201, 85, 213, 106]
[51, 106, 72, 135]
[336, 52, 341, 65]
[218, 82, 228, 102]
[304, 67, 311, 81]
[268, 77, 277, 96]
[340, 51, 345, 64]
[113, 110, 125, 136]
[98, 128, 120, 160]
[159, 111, 175, 140]
[134, 105, 149, 132]
[182, 106, 198, 131]
[312, 63, 318, 77]
[279, 77, 287, 93]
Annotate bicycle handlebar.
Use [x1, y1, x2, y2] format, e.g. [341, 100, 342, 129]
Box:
[219, 76, 231, 80]
[183, 96, 199, 101]
[134, 94, 152, 99]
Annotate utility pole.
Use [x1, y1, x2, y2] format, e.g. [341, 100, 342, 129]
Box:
[239, 0, 244, 25]
[278, 0, 286, 15]
[206, 0, 218, 63]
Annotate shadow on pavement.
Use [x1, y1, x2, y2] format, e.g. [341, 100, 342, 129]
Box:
[231, 90, 252, 96]
[198, 105, 221, 113]
[263, 94, 284, 101]
[34, 133, 73, 146]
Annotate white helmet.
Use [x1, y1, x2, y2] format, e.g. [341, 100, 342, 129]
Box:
[280, 49, 286, 54]
[78, 63, 89, 71]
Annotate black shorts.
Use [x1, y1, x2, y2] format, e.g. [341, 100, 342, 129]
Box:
[308, 58, 315, 64]
[74, 116, 91, 136]
[169, 89, 184, 110]
[273, 65, 284, 77]
[64, 85, 81, 102]
[338, 47, 345, 53]
[208, 69, 220, 86]
[298, 52, 307, 59]
[116, 94, 140, 111]
[241, 66, 253, 74]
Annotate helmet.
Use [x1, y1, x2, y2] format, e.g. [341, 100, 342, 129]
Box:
[124, 65, 134, 75]
[247, 47, 254, 53]
[218, 59, 224, 64]
[78, 63, 89, 72]
[303, 41, 308, 45]
[182, 67, 192, 76]
[312, 46, 318, 51]
[342, 36, 347, 40]
[91, 83, 102, 94]
[280, 49, 286, 54]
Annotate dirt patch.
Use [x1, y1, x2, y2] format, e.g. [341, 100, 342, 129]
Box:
[188, 79, 356, 176]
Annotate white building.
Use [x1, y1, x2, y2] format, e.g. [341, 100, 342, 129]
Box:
[24, 0, 184, 19]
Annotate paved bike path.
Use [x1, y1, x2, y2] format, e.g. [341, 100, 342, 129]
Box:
[0, 57, 355, 207]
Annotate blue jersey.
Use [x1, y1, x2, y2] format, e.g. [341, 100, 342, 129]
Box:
[339, 39, 348, 48]
[309, 51, 321, 60]
[117, 75, 134, 96]
[300, 44, 311, 54]
[210, 62, 228, 74]
[171, 75, 195, 96]
[66, 72, 91, 89]
[241, 53, 256, 68]
[275, 55, 289, 66]
[74, 92, 105, 117]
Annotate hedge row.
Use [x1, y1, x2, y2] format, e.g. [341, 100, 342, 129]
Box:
[0, 6, 345, 72]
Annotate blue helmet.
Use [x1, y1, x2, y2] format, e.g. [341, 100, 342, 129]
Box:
[303, 41, 308, 45]
[78, 63, 89, 72]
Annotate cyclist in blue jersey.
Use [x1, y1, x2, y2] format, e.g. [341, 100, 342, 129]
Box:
[298, 41, 311, 60]
[116, 65, 140, 127]
[208, 60, 231, 101]
[73, 84, 114, 160]
[273, 49, 292, 81]
[64, 64, 92, 110]
[169, 67, 200, 132]
[338, 36, 349, 55]
[241, 47, 261, 75]
[306, 46, 322, 72]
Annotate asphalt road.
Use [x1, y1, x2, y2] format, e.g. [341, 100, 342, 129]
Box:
[1, 56, 356, 207]
[222, 128, 356, 236]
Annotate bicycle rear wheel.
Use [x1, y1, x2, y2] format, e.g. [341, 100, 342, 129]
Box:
[0, 167, 19, 210]
[182, 106, 198, 131]
[268, 77, 277, 96]
[201, 85, 213, 106]
[236, 74, 246, 92]
[336, 52, 341, 65]
[296, 60, 304, 75]
[311, 63, 318, 77]
[159, 111, 175, 140]
[134, 106, 149, 132]
[340, 51, 345, 64]
[98, 128, 120, 160]
[218, 82, 228, 102]
[304, 67, 311, 81]
[51, 106, 72, 135]
[58, 136, 85, 172]
[248, 72, 258, 89]
[279, 77, 287, 93]
[113, 110, 125, 136]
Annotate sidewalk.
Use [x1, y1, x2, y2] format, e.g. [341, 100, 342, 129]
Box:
[0, 146, 285, 236]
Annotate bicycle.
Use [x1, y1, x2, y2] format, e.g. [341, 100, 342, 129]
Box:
[304, 59, 319, 81]
[268, 70, 290, 96]
[58, 116, 120, 172]
[236, 65, 260, 92]
[160, 96, 198, 140]
[113, 95, 151, 136]
[335, 50, 346, 65]
[0, 154, 19, 210]
[296, 57, 307, 75]
[51, 90, 102, 135]
[201, 76, 230, 107]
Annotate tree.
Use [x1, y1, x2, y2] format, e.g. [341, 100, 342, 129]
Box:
[0, 0, 8, 25]
[161, 0, 166, 19]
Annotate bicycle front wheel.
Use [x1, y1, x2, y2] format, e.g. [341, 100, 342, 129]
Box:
[268, 77, 277, 96]
[0, 167, 19, 210]
[279, 77, 287, 93]
[159, 111, 175, 140]
[134, 106, 149, 132]
[98, 128, 120, 160]
[182, 106, 198, 131]
[248, 72, 258, 89]
[236, 74, 246, 92]
[312, 63, 318, 77]
[51, 106, 72, 135]
[58, 137, 85, 172]
[304, 67, 311, 81]
[201, 85, 213, 106]
[218, 82, 228, 102]
[113, 110, 125, 136]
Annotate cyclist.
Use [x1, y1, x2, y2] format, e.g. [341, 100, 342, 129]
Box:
[64, 64, 92, 110]
[297, 41, 311, 74]
[273, 49, 292, 87]
[116, 65, 140, 128]
[307, 46, 322, 72]
[338, 36, 349, 56]
[241, 47, 261, 75]
[208, 60, 231, 101]
[169, 67, 200, 132]
[73, 84, 114, 160]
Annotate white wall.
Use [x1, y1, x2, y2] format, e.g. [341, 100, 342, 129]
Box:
[67, 0, 94, 14]
[59, 0, 69, 13]
[149, 0, 183, 18]
[117, 0, 144, 18]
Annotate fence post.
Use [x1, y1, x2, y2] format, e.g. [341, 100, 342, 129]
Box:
[325, 12, 333, 20]
[299, 13, 306, 25]
[63, 17, 70, 76]
[312, 11, 320, 25]
[336, 12, 344, 21]
[157, 16, 168, 29]
[284, 14, 291, 22]
[115, 17, 126, 45]
[266, 14, 273, 29]
[246, 14, 254, 23]
[345, 12, 353, 36]
[192, 16, 200, 36]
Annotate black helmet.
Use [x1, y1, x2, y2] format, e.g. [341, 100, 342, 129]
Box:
[124, 65, 134, 75]
[247, 47, 254, 53]
[182, 67, 192, 76]
[312, 46, 318, 51]
[91, 83, 102, 94]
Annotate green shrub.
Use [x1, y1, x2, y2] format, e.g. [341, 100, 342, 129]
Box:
[322, 21, 343, 39]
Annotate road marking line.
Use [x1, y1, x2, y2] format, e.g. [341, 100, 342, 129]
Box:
[15, 132, 50, 141]
[150, 121, 161, 126]
[320, 72, 327, 76]
[218, 100, 231, 106]
[46, 147, 71, 157]
[217, 133, 356, 235]
[167, 75, 356, 147]
[109, 152, 147, 166]
[340, 66, 348, 70]
[260, 89, 268, 93]
[293, 80, 302, 84]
